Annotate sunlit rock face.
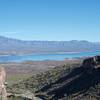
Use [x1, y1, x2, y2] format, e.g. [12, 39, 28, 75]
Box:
[0, 66, 7, 100]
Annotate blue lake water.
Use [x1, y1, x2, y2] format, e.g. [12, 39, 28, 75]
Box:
[0, 51, 100, 62]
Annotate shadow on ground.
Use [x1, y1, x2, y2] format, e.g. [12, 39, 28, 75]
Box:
[36, 66, 100, 100]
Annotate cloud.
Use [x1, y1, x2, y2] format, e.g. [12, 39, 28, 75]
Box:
[0, 32, 17, 34]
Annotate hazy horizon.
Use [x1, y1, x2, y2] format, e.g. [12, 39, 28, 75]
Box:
[0, 0, 99, 42]
[0, 35, 99, 43]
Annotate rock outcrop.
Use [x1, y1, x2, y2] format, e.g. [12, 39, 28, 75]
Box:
[0, 66, 7, 100]
[35, 56, 100, 100]
[82, 56, 100, 72]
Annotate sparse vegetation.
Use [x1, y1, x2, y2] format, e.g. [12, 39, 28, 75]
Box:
[7, 60, 82, 100]
[6, 57, 100, 100]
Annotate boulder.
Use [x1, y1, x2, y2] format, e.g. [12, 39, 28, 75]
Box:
[82, 56, 100, 72]
[95, 55, 100, 64]
[82, 57, 96, 69]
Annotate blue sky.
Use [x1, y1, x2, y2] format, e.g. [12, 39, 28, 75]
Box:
[0, 0, 100, 42]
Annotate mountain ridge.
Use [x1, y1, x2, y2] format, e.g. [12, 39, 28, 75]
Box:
[0, 36, 100, 55]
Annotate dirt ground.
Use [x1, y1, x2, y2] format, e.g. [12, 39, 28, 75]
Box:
[0, 59, 82, 85]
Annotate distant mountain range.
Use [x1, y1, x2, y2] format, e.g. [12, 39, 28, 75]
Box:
[0, 36, 100, 55]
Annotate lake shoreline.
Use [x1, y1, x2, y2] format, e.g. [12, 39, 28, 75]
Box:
[0, 51, 99, 63]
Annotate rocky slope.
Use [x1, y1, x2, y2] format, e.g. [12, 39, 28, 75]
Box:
[7, 56, 100, 100]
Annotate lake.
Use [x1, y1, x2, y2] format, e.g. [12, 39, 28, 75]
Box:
[0, 51, 100, 62]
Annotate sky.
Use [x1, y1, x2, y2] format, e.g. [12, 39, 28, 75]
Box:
[0, 0, 100, 42]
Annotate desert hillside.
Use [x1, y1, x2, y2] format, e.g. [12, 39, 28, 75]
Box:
[6, 56, 100, 100]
